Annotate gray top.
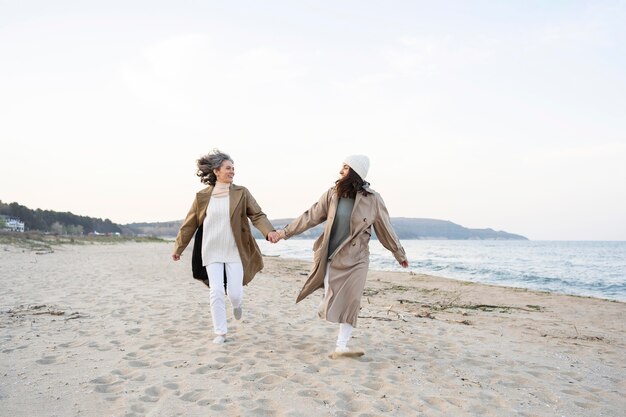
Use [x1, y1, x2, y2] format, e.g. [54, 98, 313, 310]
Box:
[327, 197, 355, 259]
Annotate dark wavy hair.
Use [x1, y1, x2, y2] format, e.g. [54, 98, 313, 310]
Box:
[196, 149, 233, 185]
[335, 168, 370, 198]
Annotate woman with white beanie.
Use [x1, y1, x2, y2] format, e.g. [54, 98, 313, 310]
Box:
[274, 155, 408, 358]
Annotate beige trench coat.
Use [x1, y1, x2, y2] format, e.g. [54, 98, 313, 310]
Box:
[284, 186, 407, 327]
[173, 184, 275, 286]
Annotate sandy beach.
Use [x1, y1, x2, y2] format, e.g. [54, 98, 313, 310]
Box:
[1, 241, 624, 417]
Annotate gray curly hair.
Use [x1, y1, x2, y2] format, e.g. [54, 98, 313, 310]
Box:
[196, 149, 233, 185]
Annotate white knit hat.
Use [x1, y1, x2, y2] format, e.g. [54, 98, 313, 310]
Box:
[343, 154, 370, 180]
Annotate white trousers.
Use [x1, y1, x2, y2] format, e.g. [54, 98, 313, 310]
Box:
[206, 262, 244, 335]
[323, 264, 354, 349]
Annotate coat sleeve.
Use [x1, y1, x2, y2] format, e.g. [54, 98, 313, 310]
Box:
[173, 196, 199, 256]
[245, 188, 275, 238]
[372, 193, 407, 263]
[283, 188, 332, 239]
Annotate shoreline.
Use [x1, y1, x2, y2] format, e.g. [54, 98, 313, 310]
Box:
[276, 255, 626, 305]
[1, 242, 624, 416]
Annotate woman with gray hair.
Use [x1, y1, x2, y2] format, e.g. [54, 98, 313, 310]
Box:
[274, 155, 408, 358]
[172, 149, 279, 344]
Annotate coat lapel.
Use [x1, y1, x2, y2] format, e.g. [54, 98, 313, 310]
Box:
[196, 186, 213, 223]
[229, 185, 244, 218]
[351, 192, 365, 234]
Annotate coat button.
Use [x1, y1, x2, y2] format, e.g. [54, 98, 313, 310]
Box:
[352, 241, 356, 246]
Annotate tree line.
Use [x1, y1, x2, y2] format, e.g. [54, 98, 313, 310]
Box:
[0, 200, 123, 235]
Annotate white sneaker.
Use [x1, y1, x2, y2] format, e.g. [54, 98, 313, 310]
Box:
[213, 335, 226, 344]
[233, 306, 242, 320]
[329, 347, 365, 359]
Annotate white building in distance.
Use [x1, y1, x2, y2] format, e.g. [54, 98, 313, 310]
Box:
[1, 215, 25, 232]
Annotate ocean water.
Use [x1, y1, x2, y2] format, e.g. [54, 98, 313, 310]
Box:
[257, 239, 626, 302]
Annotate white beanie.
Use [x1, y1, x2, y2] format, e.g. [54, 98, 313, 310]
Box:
[343, 154, 370, 180]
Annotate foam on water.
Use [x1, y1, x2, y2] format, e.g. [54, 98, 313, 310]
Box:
[258, 239, 626, 302]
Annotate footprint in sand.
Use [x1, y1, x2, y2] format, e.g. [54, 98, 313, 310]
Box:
[164, 360, 189, 368]
[139, 343, 158, 350]
[109, 369, 130, 379]
[144, 385, 165, 397]
[423, 396, 452, 412]
[91, 375, 116, 384]
[180, 389, 208, 402]
[58, 340, 86, 348]
[36, 356, 57, 365]
[574, 400, 599, 410]
[193, 363, 225, 374]
[88, 341, 112, 351]
[297, 389, 319, 398]
[361, 380, 384, 391]
[334, 392, 369, 413]
[240, 371, 287, 384]
[94, 381, 124, 394]
[130, 404, 145, 413]
[139, 385, 165, 403]
[90, 375, 125, 394]
[369, 399, 394, 413]
[2, 345, 25, 353]
[288, 374, 309, 385]
[248, 398, 281, 416]
[163, 382, 179, 390]
[111, 368, 146, 381]
[194, 347, 209, 356]
[301, 364, 320, 374]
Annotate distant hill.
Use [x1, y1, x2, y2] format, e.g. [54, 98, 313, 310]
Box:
[1, 200, 527, 240]
[122, 221, 182, 237]
[128, 217, 527, 240]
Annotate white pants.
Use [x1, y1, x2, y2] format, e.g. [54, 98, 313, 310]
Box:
[323, 264, 354, 349]
[206, 262, 244, 335]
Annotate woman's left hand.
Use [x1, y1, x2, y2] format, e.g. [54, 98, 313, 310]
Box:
[400, 260, 409, 268]
[267, 231, 281, 243]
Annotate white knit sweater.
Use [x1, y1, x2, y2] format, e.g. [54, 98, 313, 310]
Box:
[201, 194, 241, 265]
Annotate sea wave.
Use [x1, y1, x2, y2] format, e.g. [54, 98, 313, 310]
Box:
[257, 239, 626, 302]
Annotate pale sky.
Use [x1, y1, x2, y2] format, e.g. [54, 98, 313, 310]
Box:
[1, 1, 625, 240]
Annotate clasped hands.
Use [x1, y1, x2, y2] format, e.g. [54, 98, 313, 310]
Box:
[267, 229, 286, 244]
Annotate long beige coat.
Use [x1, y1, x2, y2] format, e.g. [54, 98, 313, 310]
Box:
[284, 186, 407, 327]
[173, 184, 275, 285]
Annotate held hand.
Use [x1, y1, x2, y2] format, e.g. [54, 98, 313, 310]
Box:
[172, 254, 181, 261]
[267, 231, 281, 244]
[268, 229, 286, 244]
[400, 260, 409, 268]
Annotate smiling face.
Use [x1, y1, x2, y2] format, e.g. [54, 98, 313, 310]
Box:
[339, 163, 351, 179]
[214, 159, 235, 183]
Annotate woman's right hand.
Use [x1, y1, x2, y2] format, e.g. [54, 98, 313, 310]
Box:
[172, 254, 181, 261]
[268, 229, 286, 243]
